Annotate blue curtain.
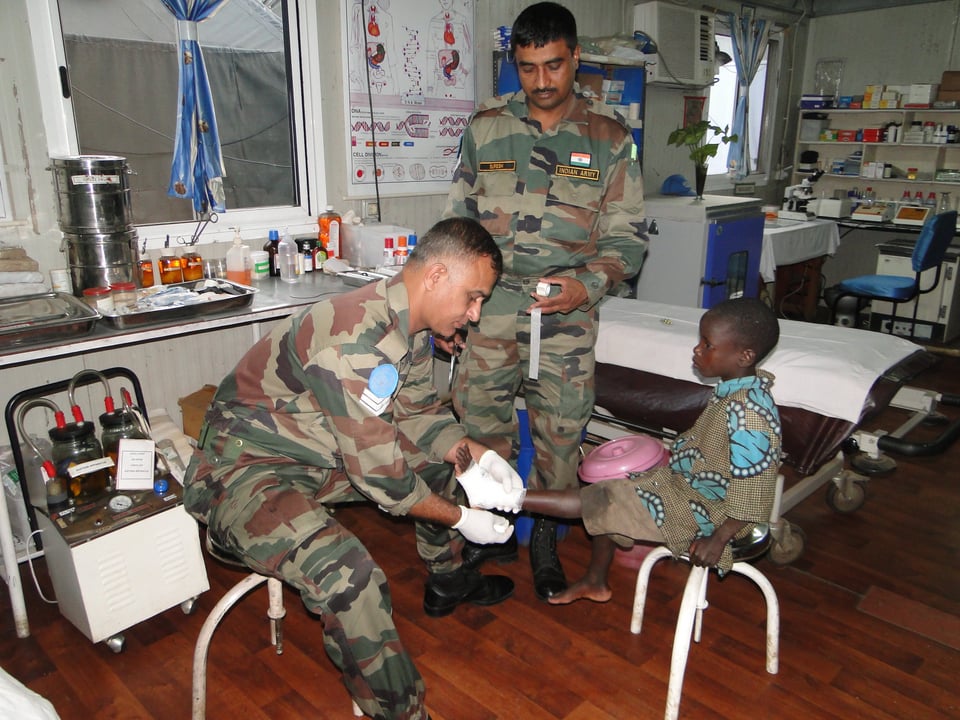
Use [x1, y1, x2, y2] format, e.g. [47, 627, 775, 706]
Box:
[725, 10, 769, 180]
[160, 0, 228, 214]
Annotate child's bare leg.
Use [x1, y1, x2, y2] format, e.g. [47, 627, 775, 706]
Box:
[548, 534, 617, 605]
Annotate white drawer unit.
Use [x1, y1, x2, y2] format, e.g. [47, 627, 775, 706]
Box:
[38, 499, 208, 650]
[869, 239, 960, 342]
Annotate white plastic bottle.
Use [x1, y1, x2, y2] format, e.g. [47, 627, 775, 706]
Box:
[225, 228, 252, 285]
[277, 228, 299, 284]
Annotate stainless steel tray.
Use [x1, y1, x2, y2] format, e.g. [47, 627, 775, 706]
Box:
[0, 292, 100, 348]
[98, 279, 258, 329]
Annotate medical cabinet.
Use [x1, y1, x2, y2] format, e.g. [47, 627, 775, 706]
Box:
[635, 195, 765, 308]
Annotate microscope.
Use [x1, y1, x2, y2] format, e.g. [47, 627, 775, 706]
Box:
[780, 169, 825, 221]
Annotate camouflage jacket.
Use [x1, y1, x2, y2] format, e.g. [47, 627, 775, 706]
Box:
[443, 88, 647, 308]
[193, 276, 466, 516]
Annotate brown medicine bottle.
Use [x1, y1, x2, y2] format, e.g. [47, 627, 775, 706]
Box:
[159, 247, 184, 285]
[182, 249, 204, 281]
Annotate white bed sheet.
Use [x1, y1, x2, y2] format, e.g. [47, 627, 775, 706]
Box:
[597, 298, 921, 423]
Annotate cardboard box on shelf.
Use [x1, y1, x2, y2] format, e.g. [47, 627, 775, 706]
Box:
[178, 385, 217, 440]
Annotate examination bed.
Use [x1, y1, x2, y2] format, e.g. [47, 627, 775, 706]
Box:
[591, 299, 956, 563]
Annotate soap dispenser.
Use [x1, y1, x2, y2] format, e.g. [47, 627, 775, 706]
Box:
[226, 227, 252, 285]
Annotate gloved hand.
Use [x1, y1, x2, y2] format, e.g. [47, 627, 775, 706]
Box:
[456, 463, 526, 513]
[478, 449, 524, 493]
[452, 506, 516, 545]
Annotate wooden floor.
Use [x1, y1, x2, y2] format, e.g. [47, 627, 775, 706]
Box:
[3, 352, 960, 719]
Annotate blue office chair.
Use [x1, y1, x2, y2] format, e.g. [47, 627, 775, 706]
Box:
[829, 210, 958, 336]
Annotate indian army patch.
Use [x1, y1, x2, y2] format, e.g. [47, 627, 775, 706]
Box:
[569, 151, 591, 167]
[556, 165, 600, 181]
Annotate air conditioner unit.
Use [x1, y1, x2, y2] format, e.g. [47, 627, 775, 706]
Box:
[633, 1, 715, 87]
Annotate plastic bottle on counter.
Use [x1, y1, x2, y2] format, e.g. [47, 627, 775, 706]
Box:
[226, 228, 253, 285]
[250, 250, 270, 281]
[407, 234, 417, 257]
[277, 228, 299, 283]
[263, 229, 280, 276]
[395, 236, 409, 265]
[319, 205, 341, 259]
[383, 237, 395, 266]
[159, 247, 184, 285]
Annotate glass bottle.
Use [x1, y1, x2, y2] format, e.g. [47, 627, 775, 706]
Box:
[938, 191, 953, 214]
[159, 247, 184, 285]
[49, 422, 111, 500]
[263, 229, 280, 277]
[182, 249, 204, 281]
[139, 258, 155, 288]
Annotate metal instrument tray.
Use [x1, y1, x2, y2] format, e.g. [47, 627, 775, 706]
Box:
[98, 279, 257, 329]
[0, 292, 100, 348]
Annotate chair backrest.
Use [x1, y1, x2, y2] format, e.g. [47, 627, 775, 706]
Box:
[912, 210, 958, 273]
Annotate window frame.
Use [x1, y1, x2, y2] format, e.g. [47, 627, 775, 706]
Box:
[705, 22, 782, 191]
[26, 0, 327, 248]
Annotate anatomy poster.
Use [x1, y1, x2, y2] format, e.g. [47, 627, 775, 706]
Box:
[343, 0, 475, 196]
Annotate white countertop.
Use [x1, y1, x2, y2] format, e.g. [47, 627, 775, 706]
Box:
[0, 273, 355, 369]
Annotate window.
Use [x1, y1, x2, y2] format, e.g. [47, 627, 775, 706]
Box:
[706, 28, 780, 180]
[27, 0, 326, 246]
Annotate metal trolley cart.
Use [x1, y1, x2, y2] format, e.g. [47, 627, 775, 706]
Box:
[4, 367, 208, 651]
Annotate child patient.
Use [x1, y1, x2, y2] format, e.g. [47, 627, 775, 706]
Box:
[470, 297, 782, 604]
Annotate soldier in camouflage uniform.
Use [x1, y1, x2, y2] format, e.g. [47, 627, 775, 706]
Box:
[183, 218, 526, 720]
[441, 2, 648, 601]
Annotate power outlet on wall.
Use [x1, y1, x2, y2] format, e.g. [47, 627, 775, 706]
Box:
[363, 200, 379, 220]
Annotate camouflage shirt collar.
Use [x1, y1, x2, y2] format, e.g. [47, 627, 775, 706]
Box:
[504, 89, 592, 127]
[382, 274, 414, 355]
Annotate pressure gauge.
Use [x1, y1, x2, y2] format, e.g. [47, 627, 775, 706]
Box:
[108, 494, 133, 512]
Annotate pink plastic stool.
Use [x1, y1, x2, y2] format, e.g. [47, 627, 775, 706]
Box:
[578, 434, 669, 567]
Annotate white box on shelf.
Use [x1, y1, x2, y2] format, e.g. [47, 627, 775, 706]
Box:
[341, 224, 415, 269]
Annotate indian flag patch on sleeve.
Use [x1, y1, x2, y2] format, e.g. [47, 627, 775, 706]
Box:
[569, 151, 592, 167]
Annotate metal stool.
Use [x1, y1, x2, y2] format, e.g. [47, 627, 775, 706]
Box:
[192, 536, 364, 719]
[629, 480, 783, 720]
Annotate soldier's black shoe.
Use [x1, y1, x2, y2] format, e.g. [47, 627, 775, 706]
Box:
[530, 518, 567, 601]
[461, 533, 519, 570]
[423, 567, 515, 618]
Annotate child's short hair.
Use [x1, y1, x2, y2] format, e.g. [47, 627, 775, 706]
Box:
[707, 298, 780, 363]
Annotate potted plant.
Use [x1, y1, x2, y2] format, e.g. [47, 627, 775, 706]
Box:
[667, 121, 737, 199]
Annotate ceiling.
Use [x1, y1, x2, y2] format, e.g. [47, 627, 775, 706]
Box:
[752, 0, 945, 16]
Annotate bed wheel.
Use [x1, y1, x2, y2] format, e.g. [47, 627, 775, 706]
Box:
[767, 523, 805, 566]
[826, 480, 867, 513]
[851, 453, 896, 475]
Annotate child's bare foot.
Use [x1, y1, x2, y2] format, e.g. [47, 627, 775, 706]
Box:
[547, 580, 612, 605]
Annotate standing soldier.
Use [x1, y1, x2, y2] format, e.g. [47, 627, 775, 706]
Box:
[183, 217, 525, 720]
[441, 2, 648, 600]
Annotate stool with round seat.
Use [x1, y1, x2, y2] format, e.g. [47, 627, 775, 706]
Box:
[192, 535, 364, 719]
[628, 475, 784, 720]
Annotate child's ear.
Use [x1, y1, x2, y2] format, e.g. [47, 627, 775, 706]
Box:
[738, 347, 757, 367]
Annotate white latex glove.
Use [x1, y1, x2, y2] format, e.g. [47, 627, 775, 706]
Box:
[456, 463, 526, 513]
[452, 506, 516, 545]
[478, 449, 524, 493]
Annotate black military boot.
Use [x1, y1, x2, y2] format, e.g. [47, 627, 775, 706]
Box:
[461, 532, 519, 571]
[529, 517, 567, 601]
[423, 567, 515, 618]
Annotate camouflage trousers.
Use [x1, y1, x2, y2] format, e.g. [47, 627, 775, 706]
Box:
[453, 279, 597, 491]
[184, 432, 466, 720]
